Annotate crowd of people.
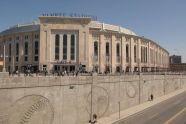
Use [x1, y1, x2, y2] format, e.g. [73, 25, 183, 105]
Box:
[9, 69, 85, 77]
[51, 70, 80, 76]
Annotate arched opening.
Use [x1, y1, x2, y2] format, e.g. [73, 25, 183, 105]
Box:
[63, 34, 67, 60]
[126, 44, 129, 63]
[94, 41, 98, 56]
[116, 66, 121, 73]
[106, 42, 109, 57]
[94, 41, 98, 62]
[71, 35, 75, 60]
[134, 45, 137, 63]
[116, 43, 120, 62]
[55, 34, 60, 60]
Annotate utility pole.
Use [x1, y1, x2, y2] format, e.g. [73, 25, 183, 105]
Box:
[90, 75, 93, 123]
[118, 73, 121, 119]
[139, 73, 141, 104]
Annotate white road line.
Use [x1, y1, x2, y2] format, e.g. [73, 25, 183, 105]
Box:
[164, 107, 186, 124]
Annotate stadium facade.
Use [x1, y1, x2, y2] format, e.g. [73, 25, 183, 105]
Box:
[0, 15, 169, 73]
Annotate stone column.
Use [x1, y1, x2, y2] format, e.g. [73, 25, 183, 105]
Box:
[153, 49, 155, 70]
[46, 30, 51, 71]
[158, 47, 160, 70]
[75, 34, 77, 62]
[88, 34, 93, 72]
[30, 33, 34, 64]
[20, 34, 24, 68]
[111, 35, 116, 73]
[99, 34, 105, 73]
[147, 42, 150, 71]
[60, 34, 63, 61]
[3, 42, 6, 72]
[137, 39, 141, 72]
[12, 39, 15, 72]
[51, 34, 55, 62]
[121, 36, 126, 71]
[130, 37, 134, 72]
[155, 47, 157, 70]
[67, 34, 71, 62]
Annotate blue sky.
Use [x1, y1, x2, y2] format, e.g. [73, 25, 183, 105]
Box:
[0, 0, 186, 62]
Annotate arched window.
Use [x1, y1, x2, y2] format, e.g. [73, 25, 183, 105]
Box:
[9, 43, 12, 62]
[71, 35, 75, 60]
[134, 45, 137, 63]
[106, 42, 109, 56]
[116, 66, 121, 73]
[144, 47, 146, 63]
[55, 34, 60, 60]
[63, 34, 67, 60]
[9, 43, 12, 56]
[116, 43, 120, 62]
[116, 43, 120, 57]
[34, 41, 39, 55]
[24, 42, 28, 55]
[94, 41, 98, 56]
[16, 43, 19, 55]
[24, 42, 28, 62]
[126, 44, 129, 62]
[34, 41, 39, 62]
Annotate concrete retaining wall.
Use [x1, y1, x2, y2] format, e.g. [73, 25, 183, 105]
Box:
[0, 74, 185, 124]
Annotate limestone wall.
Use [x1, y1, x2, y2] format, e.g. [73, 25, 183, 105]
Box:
[0, 74, 185, 124]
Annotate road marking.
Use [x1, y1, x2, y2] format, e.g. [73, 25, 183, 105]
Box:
[148, 113, 159, 120]
[164, 107, 186, 124]
[173, 100, 182, 105]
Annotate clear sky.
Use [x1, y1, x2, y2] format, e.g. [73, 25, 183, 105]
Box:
[0, 0, 186, 62]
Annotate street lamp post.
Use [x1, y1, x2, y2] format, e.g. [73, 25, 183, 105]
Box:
[137, 58, 141, 74]
[90, 75, 93, 123]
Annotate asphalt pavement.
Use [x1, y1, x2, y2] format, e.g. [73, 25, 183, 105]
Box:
[114, 91, 186, 124]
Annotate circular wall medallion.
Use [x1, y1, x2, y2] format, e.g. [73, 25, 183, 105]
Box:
[86, 86, 109, 118]
[9, 95, 54, 124]
[126, 82, 137, 98]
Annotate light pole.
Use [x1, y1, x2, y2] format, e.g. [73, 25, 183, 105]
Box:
[118, 72, 121, 119]
[90, 75, 93, 123]
[137, 58, 141, 74]
[139, 74, 141, 104]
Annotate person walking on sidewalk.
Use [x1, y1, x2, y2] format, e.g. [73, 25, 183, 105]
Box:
[150, 94, 154, 101]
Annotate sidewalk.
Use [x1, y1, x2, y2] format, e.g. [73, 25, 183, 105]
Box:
[97, 88, 186, 124]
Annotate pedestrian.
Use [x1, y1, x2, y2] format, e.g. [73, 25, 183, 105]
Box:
[16, 70, 19, 75]
[27, 69, 31, 76]
[93, 114, 97, 123]
[76, 71, 78, 76]
[150, 94, 154, 101]
[44, 70, 47, 76]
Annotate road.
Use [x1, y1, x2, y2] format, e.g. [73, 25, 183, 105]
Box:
[114, 91, 186, 124]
